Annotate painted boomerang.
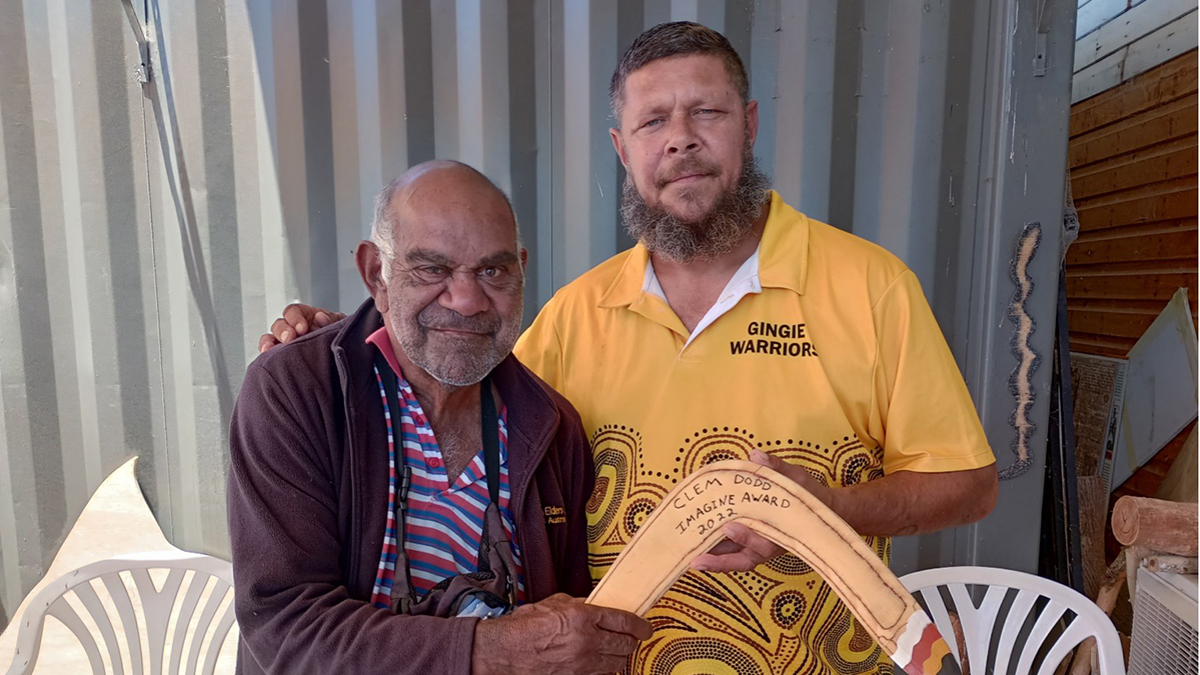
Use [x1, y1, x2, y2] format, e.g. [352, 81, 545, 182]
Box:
[586, 460, 961, 675]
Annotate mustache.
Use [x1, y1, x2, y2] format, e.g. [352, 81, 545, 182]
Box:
[655, 157, 720, 188]
[417, 306, 500, 334]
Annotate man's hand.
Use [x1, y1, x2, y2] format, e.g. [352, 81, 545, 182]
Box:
[689, 450, 998, 574]
[257, 304, 346, 353]
[471, 594, 652, 675]
[689, 450, 828, 573]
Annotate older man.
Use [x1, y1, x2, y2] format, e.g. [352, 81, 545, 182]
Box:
[263, 23, 997, 674]
[228, 160, 650, 675]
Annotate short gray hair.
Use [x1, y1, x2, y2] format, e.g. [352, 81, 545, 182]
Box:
[368, 169, 523, 284]
[610, 22, 750, 125]
[369, 177, 403, 283]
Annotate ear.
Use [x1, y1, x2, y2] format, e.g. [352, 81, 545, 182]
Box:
[744, 99, 760, 149]
[610, 127, 630, 170]
[355, 240, 390, 314]
[519, 247, 529, 272]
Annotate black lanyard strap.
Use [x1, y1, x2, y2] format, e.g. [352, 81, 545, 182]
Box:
[374, 352, 504, 587]
[480, 373, 500, 508]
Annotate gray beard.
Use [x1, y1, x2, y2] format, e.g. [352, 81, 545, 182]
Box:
[621, 154, 771, 264]
[393, 300, 523, 388]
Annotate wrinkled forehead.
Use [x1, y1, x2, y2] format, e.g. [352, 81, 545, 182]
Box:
[620, 54, 742, 117]
[391, 178, 518, 255]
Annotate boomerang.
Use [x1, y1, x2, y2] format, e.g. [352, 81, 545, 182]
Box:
[586, 460, 960, 675]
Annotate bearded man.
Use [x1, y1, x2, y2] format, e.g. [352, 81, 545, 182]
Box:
[228, 161, 650, 675]
[260, 24, 997, 675]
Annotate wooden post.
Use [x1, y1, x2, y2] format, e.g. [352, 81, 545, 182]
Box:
[1111, 496, 1198, 556]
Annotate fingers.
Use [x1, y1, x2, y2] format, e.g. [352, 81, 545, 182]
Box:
[752, 450, 820, 487]
[258, 333, 280, 354]
[503, 596, 647, 673]
[689, 522, 783, 573]
[270, 318, 295, 344]
[750, 449, 783, 470]
[591, 606, 653, 641]
[316, 310, 348, 327]
[721, 522, 782, 559]
[281, 303, 314, 336]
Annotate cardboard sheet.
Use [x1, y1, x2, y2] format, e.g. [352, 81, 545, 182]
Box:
[1070, 352, 1128, 479]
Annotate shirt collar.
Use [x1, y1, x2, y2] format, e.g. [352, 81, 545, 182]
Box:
[365, 326, 404, 377]
[597, 242, 651, 309]
[597, 190, 809, 309]
[756, 190, 809, 295]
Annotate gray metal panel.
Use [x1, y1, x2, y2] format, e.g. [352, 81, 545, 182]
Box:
[0, 0, 1076, 623]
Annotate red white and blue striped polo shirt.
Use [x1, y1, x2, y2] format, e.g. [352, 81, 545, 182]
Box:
[366, 328, 525, 608]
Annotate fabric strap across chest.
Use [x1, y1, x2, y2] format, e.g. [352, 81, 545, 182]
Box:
[368, 352, 519, 609]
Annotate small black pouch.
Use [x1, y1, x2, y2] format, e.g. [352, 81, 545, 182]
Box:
[404, 502, 518, 618]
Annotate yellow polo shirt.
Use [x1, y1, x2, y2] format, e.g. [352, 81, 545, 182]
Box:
[515, 192, 993, 674]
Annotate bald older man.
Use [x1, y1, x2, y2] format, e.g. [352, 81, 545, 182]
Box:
[227, 161, 650, 675]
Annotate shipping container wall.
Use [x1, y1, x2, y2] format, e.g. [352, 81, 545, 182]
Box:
[0, 0, 1076, 626]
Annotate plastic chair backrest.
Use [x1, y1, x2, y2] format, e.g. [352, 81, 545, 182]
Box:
[5, 551, 235, 675]
[900, 565, 1125, 675]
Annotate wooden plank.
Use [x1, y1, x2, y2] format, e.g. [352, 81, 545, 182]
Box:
[1069, 334, 1139, 358]
[1123, 11, 1199, 86]
[1077, 476, 1108, 599]
[1071, 48, 1197, 125]
[1071, 134, 1197, 183]
[1076, 0, 1133, 41]
[1076, 0, 1197, 73]
[1069, 95, 1197, 169]
[1066, 227, 1197, 266]
[1068, 295, 1200, 317]
[1071, 216, 1197, 243]
[1067, 308, 1163, 340]
[1073, 12, 1200, 104]
[1075, 185, 1197, 230]
[1068, 259, 1197, 276]
[1066, 271, 1197, 301]
[1070, 303, 1200, 338]
[1070, 51, 1198, 137]
[1071, 141, 1197, 198]
[1156, 425, 1198, 502]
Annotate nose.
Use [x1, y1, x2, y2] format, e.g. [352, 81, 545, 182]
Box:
[666, 116, 700, 156]
[438, 272, 490, 317]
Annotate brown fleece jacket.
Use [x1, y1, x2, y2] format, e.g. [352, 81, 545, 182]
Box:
[227, 300, 594, 674]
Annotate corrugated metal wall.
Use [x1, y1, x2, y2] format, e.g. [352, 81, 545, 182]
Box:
[0, 0, 1077, 626]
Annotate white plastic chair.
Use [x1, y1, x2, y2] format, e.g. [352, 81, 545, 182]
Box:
[5, 551, 236, 675]
[900, 565, 1125, 675]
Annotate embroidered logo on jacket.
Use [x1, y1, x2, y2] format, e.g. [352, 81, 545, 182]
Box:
[544, 505, 567, 525]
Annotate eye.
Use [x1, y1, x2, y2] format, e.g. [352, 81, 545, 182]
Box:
[479, 266, 502, 278]
[695, 108, 719, 117]
[411, 265, 450, 282]
[640, 117, 664, 131]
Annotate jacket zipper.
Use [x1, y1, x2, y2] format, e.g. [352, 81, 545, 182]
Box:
[333, 344, 363, 584]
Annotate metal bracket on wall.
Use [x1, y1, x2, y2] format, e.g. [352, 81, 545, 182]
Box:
[1034, 0, 1051, 77]
[119, 0, 153, 85]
